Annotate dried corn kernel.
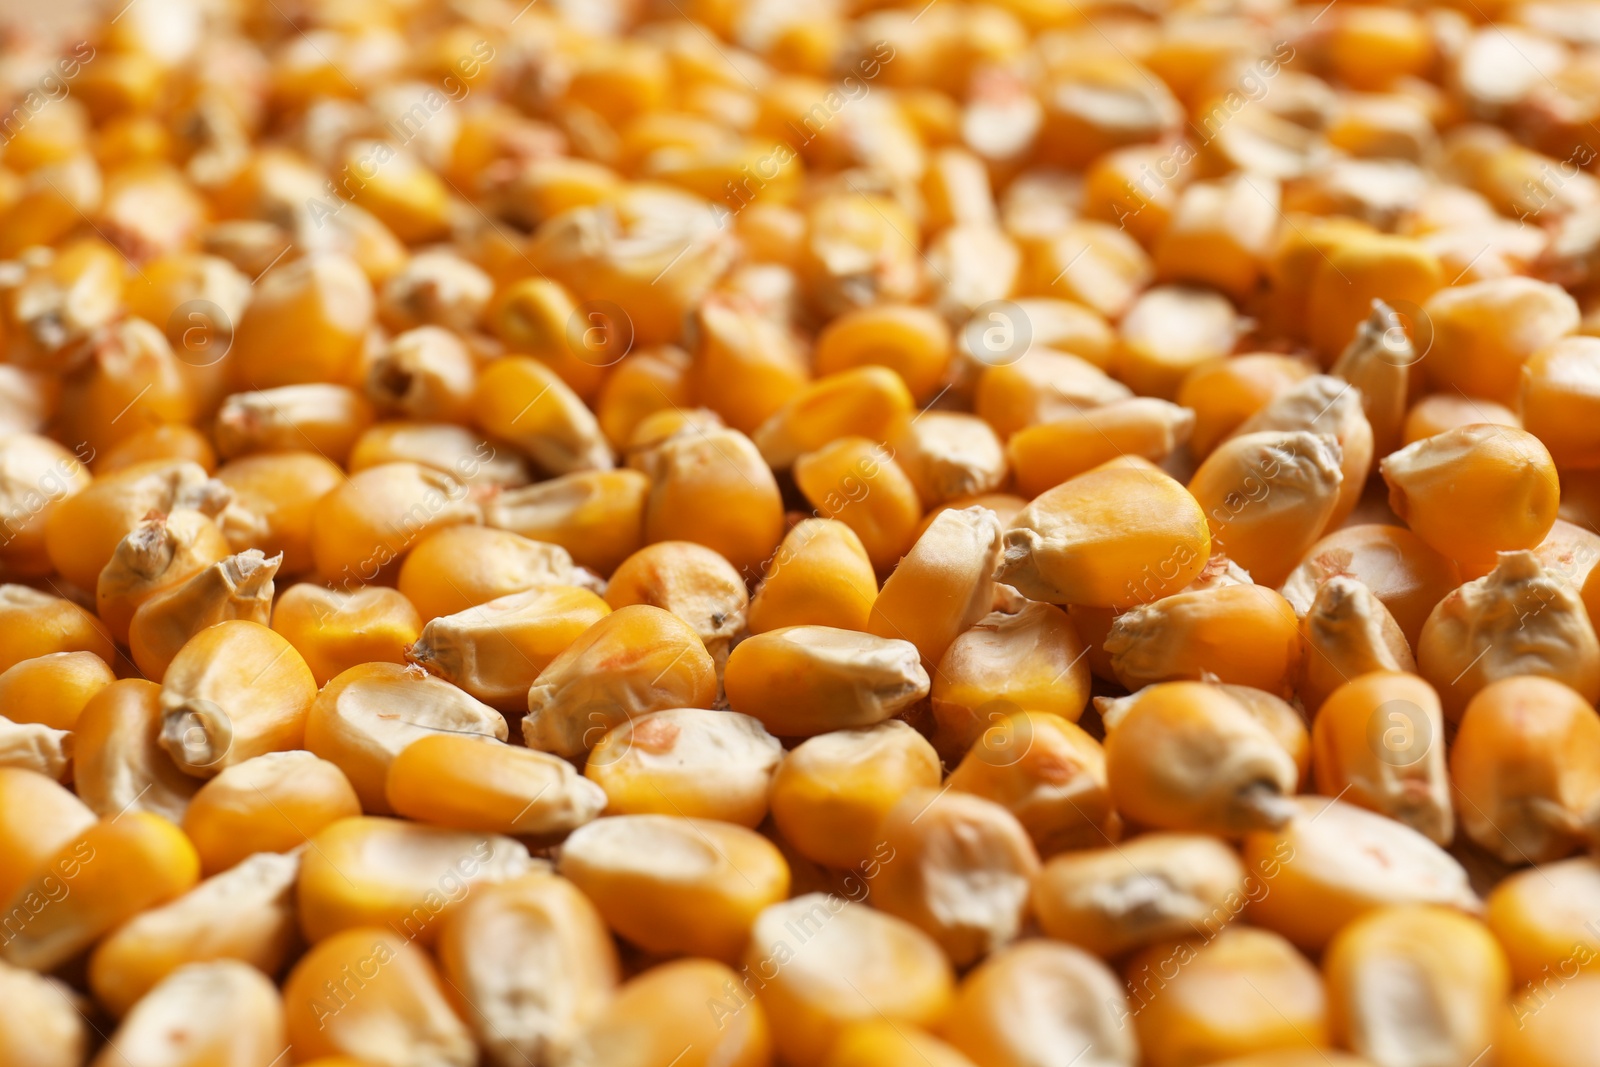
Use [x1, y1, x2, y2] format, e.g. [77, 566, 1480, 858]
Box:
[565, 958, 772, 1067]
[604, 541, 747, 665]
[0, 651, 115, 732]
[1298, 577, 1418, 715]
[1106, 584, 1303, 697]
[385, 733, 605, 838]
[271, 584, 422, 686]
[481, 469, 649, 575]
[869, 505, 1002, 670]
[128, 549, 280, 680]
[397, 524, 578, 623]
[747, 519, 878, 634]
[725, 625, 929, 737]
[71, 679, 198, 823]
[1486, 855, 1600, 986]
[182, 751, 361, 874]
[1280, 524, 1461, 649]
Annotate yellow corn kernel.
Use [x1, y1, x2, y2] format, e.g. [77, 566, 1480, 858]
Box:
[0, 157, 100, 259]
[1522, 335, 1600, 467]
[791, 437, 921, 574]
[436, 872, 619, 1067]
[214, 384, 374, 465]
[558, 814, 788, 962]
[55, 315, 203, 458]
[0, 585, 115, 675]
[1008, 398, 1194, 497]
[309, 462, 480, 587]
[128, 550, 280, 681]
[725, 625, 929, 737]
[1402, 394, 1520, 447]
[942, 940, 1136, 1067]
[1178, 353, 1315, 458]
[1188, 430, 1344, 589]
[486, 277, 609, 403]
[565, 957, 772, 1067]
[1233, 375, 1375, 529]
[215, 452, 347, 575]
[686, 298, 810, 433]
[183, 751, 361, 875]
[594, 346, 694, 451]
[1127, 926, 1329, 1067]
[586, 707, 782, 828]
[361, 327, 476, 427]
[0, 715, 71, 780]
[386, 733, 604, 838]
[72, 679, 199, 822]
[271, 583, 421, 686]
[97, 510, 230, 643]
[975, 349, 1132, 439]
[1242, 797, 1479, 952]
[1083, 144, 1180, 248]
[825, 1021, 976, 1067]
[0, 960, 86, 1067]
[604, 541, 748, 664]
[1115, 285, 1242, 399]
[891, 412, 1007, 507]
[753, 366, 913, 469]
[1154, 174, 1280, 302]
[745, 893, 952, 1066]
[748, 519, 878, 634]
[1324, 905, 1507, 1067]
[0, 812, 199, 973]
[812, 304, 952, 403]
[283, 928, 475, 1067]
[1330, 301, 1411, 457]
[1497, 974, 1600, 1067]
[523, 605, 717, 757]
[1106, 584, 1303, 697]
[998, 463, 1211, 608]
[1486, 855, 1600, 986]
[1422, 277, 1579, 404]
[88, 851, 300, 1018]
[230, 253, 373, 390]
[1305, 234, 1443, 362]
[408, 586, 611, 711]
[769, 720, 941, 870]
[298, 815, 534, 946]
[1450, 675, 1600, 864]
[91, 960, 285, 1067]
[351, 422, 531, 487]
[397, 524, 579, 623]
[1298, 576, 1417, 713]
[0, 434, 91, 577]
[1280, 524, 1461, 649]
[640, 426, 785, 578]
[1418, 552, 1600, 720]
[481, 469, 649, 575]
[0, 651, 115, 732]
[797, 190, 923, 318]
[376, 249, 492, 335]
[869, 505, 1002, 669]
[0, 769, 95, 912]
[1023, 218, 1153, 320]
[1034, 832, 1246, 958]
[871, 788, 1039, 965]
[474, 356, 613, 476]
[1311, 671, 1451, 845]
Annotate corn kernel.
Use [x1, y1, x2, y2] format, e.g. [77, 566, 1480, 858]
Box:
[183, 751, 361, 874]
[725, 625, 929, 737]
[975, 349, 1132, 439]
[1178, 353, 1315, 459]
[97, 509, 230, 644]
[1422, 276, 1579, 405]
[0, 585, 115, 675]
[309, 462, 480, 587]
[1115, 284, 1242, 400]
[473, 356, 613, 475]
[640, 427, 785, 578]
[0, 651, 115, 732]
[565, 958, 772, 1067]
[1232, 375, 1375, 529]
[1486, 855, 1600, 986]
[385, 733, 604, 838]
[1298, 577, 1418, 715]
[215, 452, 347, 575]
[214, 384, 375, 465]
[0, 960, 86, 1067]
[1008, 398, 1194, 497]
[1496, 975, 1600, 1067]
[128, 549, 280, 681]
[1306, 234, 1443, 362]
[481, 469, 649, 575]
[868, 505, 1002, 670]
[396, 524, 578, 623]
[793, 437, 923, 574]
[604, 541, 748, 665]
[0, 434, 91, 577]
[271, 583, 422, 686]
[1106, 584, 1303, 697]
[1280, 524, 1461, 649]
[230, 253, 373, 390]
[72, 679, 199, 823]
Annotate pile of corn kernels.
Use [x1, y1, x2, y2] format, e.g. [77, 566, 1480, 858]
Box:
[5, 0, 1600, 1063]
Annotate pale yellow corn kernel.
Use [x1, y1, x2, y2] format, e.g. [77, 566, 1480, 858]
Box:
[72, 679, 198, 822]
[481, 469, 649, 575]
[1526, 339, 1600, 467]
[385, 733, 605, 838]
[586, 707, 782, 828]
[1024, 219, 1153, 320]
[1104, 681, 1300, 835]
[271, 583, 421, 686]
[1127, 926, 1329, 1067]
[792, 436, 922, 574]
[0, 960, 86, 1067]
[869, 505, 1002, 670]
[0, 812, 199, 973]
[128, 549, 280, 681]
[91, 960, 285, 1067]
[1323, 905, 1508, 1067]
[1451, 676, 1600, 864]
[1106, 584, 1303, 697]
[825, 1021, 977, 1067]
[1311, 671, 1451, 845]
[349, 422, 532, 488]
[1418, 551, 1600, 720]
[0, 715, 71, 780]
[229, 253, 373, 390]
[1401, 394, 1519, 447]
[1232, 375, 1375, 529]
[0, 769, 94, 914]
[947, 709, 1119, 856]
[407, 586, 611, 711]
[942, 940, 1137, 1067]
[746, 893, 954, 1066]
[1188, 430, 1344, 589]
[376, 249, 492, 335]
[724, 625, 929, 737]
[309, 462, 481, 587]
[306, 662, 507, 814]
[397, 525, 580, 623]
[97, 510, 230, 644]
[1306, 234, 1443, 362]
[1497, 974, 1600, 1067]
[183, 751, 361, 874]
[474, 356, 613, 475]
[0, 434, 91, 577]
[88, 851, 299, 1018]
[689, 297, 811, 431]
[640, 426, 785, 578]
[214, 384, 374, 465]
[595, 346, 694, 451]
[436, 872, 619, 1067]
[752, 366, 914, 469]
[975, 349, 1132, 440]
[1280, 524, 1462, 650]
[523, 605, 717, 758]
[0, 585, 116, 675]
[298, 815, 535, 946]
[870, 788, 1040, 965]
[1034, 832, 1247, 958]
[1331, 301, 1410, 457]
[564, 958, 772, 1067]
[1114, 284, 1242, 399]
[748, 518, 878, 634]
[1298, 577, 1417, 714]
[214, 452, 347, 575]
[1380, 425, 1559, 571]
[1008, 398, 1195, 498]
[1179, 353, 1316, 459]
[364, 327, 477, 424]
[890, 411, 1007, 507]
[604, 542, 748, 664]
[1486, 855, 1600, 986]
[930, 602, 1092, 761]
[1242, 797, 1479, 952]
[769, 720, 941, 870]
[1421, 276, 1580, 404]
[1154, 174, 1280, 302]
[283, 928, 474, 1067]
